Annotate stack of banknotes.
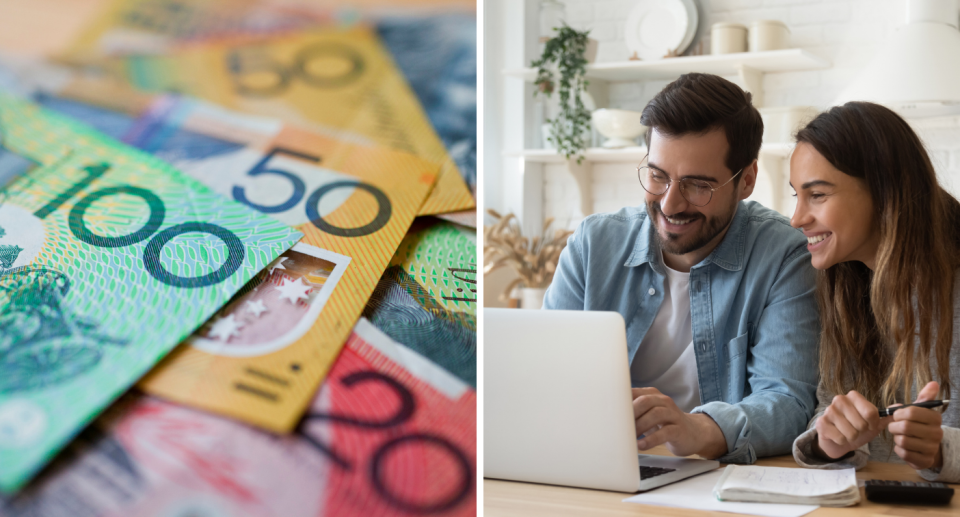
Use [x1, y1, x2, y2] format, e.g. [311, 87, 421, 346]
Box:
[0, 1, 476, 515]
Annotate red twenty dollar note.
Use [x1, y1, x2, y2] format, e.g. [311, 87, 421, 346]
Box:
[302, 318, 476, 515]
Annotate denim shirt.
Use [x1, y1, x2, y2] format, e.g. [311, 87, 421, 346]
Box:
[543, 201, 820, 464]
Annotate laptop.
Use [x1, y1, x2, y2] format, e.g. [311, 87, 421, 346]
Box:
[484, 308, 719, 492]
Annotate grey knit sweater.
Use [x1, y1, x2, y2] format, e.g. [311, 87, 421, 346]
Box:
[792, 277, 960, 482]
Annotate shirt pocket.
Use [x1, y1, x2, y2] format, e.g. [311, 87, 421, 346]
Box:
[726, 332, 750, 364]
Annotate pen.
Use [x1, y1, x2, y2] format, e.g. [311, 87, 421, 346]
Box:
[878, 399, 950, 417]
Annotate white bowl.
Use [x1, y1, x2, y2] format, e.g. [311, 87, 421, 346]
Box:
[591, 109, 647, 148]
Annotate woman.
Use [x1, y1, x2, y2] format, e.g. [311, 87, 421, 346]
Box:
[789, 101, 960, 482]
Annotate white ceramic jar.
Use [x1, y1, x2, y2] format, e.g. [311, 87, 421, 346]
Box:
[758, 106, 819, 143]
[520, 287, 547, 310]
[748, 20, 790, 52]
[711, 22, 748, 55]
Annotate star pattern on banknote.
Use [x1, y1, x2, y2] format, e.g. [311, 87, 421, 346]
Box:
[275, 277, 311, 304]
[209, 314, 244, 341]
[268, 256, 289, 274]
[245, 299, 268, 317]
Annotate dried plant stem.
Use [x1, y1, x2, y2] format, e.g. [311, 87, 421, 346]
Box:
[483, 209, 574, 301]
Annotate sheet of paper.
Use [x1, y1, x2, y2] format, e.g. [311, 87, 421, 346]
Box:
[623, 470, 819, 517]
[721, 465, 857, 497]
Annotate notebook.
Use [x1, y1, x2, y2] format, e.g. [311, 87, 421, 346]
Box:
[713, 465, 860, 507]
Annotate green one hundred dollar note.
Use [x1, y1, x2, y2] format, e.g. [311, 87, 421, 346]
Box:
[0, 94, 302, 493]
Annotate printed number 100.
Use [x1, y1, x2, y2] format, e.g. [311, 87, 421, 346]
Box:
[34, 163, 245, 288]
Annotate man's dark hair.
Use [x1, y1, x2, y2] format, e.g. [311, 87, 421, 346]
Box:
[641, 73, 762, 182]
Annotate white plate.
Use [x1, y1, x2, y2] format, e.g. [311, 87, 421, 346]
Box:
[625, 0, 698, 61]
[677, 0, 699, 55]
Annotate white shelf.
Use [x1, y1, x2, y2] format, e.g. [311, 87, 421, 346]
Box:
[505, 147, 648, 163]
[505, 143, 795, 163]
[505, 142, 798, 217]
[503, 49, 830, 82]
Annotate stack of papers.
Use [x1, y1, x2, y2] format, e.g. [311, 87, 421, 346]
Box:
[624, 469, 819, 517]
[713, 465, 860, 507]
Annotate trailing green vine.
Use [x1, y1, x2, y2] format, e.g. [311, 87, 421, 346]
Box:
[532, 24, 591, 163]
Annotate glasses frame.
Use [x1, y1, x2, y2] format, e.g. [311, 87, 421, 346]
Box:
[636, 161, 744, 207]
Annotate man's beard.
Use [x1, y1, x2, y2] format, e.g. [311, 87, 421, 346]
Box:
[647, 199, 737, 256]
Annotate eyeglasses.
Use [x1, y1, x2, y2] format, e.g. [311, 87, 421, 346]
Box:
[637, 163, 743, 207]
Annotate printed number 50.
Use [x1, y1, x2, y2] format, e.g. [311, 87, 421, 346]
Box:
[232, 147, 392, 238]
[227, 42, 365, 98]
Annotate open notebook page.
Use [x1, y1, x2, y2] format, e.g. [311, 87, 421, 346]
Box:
[719, 466, 857, 497]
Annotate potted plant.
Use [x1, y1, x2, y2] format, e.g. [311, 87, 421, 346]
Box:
[532, 24, 593, 163]
[484, 209, 574, 309]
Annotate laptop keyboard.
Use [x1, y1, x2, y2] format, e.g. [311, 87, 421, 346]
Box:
[639, 466, 677, 480]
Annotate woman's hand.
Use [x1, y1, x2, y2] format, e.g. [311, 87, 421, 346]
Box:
[887, 381, 944, 470]
[815, 390, 890, 460]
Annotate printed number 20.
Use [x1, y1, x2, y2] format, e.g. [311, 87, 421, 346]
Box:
[232, 147, 392, 238]
[34, 163, 244, 288]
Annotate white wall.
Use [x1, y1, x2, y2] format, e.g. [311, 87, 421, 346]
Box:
[517, 0, 960, 230]
[482, 0, 503, 222]
[486, 0, 550, 238]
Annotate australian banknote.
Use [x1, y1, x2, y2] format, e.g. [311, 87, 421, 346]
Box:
[0, 94, 302, 493]
[26, 91, 441, 432]
[376, 15, 476, 199]
[363, 219, 476, 387]
[76, 26, 474, 216]
[59, 0, 476, 60]
[59, 1, 477, 200]
[0, 318, 477, 517]
[62, 0, 321, 59]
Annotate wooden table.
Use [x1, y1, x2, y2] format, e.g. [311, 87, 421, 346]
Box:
[484, 445, 960, 516]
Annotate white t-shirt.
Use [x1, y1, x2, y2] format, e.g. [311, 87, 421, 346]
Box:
[629, 262, 702, 412]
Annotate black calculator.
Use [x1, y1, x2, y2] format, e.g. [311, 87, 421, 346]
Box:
[864, 479, 955, 505]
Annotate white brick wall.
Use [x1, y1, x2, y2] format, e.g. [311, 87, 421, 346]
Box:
[542, 0, 960, 230]
[543, 161, 647, 231]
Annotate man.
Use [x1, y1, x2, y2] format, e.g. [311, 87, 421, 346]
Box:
[543, 73, 819, 464]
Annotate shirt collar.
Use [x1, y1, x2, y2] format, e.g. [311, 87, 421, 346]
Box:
[624, 202, 747, 272]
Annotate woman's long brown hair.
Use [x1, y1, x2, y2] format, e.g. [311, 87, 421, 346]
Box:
[796, 102, 960, 406]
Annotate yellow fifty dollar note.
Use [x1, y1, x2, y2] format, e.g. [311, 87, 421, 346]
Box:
[103, 26, 473, 216]
[113, 96, 440, 431]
